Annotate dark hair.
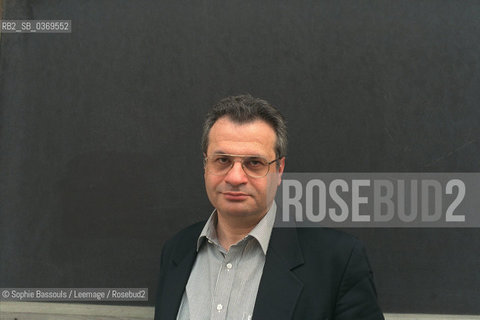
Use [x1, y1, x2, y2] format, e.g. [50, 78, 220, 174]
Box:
[201, 94, 287, 159]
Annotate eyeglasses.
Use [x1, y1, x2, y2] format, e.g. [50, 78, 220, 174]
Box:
[204, 154, 282, 178]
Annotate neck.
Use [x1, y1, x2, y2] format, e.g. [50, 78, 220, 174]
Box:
[215, 210, 267, 251]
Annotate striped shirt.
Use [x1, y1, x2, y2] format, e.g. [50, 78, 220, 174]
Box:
[176, 202, 277, 320]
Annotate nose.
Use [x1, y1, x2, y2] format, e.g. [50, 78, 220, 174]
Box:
[224, 161, 248, 186]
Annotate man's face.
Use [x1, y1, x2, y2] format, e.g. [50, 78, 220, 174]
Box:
[204, 117, 285, 221]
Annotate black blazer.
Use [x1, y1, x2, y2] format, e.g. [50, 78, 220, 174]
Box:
[154, 222, 384, 320]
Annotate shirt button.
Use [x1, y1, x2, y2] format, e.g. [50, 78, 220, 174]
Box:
[208, 239, 213, 244]
[216, 304, 223, 311]
[226, 263, 233, 269]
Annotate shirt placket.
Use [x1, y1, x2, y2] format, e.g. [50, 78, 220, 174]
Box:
[210, 241, 245, 320]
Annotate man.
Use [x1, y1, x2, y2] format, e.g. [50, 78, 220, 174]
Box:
[155, 94, 384, 320]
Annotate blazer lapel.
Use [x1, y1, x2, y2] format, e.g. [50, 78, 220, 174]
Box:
[253, 227, 304, 320]
[158, 224, 203, 320]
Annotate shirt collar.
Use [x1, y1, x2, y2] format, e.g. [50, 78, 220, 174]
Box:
[196, 201, 277, 255]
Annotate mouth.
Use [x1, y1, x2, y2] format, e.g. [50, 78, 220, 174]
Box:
[222, 192, 249, 201]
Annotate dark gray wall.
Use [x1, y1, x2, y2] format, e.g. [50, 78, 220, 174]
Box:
[1, 0, 479, 314]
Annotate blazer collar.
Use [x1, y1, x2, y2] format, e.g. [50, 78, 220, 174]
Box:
[160, 222, 203, 320]
[253, 227, 305, 319]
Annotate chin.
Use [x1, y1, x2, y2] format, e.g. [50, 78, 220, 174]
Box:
[217, 203, 257, 217]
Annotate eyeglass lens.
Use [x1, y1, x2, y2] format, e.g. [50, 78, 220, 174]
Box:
[206, 155, 270, 178]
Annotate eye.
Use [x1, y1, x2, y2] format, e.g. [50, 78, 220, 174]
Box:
[215, 156, 231, 165]
[245, 158, 265, 168]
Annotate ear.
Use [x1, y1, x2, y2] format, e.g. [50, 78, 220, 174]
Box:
[276, 157, 285, 186]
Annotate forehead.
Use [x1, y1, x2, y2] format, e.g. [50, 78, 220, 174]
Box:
[207, 117, 276, 156]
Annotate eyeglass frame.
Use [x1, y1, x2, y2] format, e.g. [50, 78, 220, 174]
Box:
[203, 153, 284, 178]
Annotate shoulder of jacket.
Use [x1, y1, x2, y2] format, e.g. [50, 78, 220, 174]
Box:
[162, 220, 206, 251]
